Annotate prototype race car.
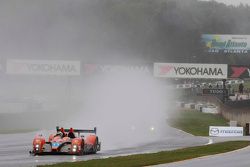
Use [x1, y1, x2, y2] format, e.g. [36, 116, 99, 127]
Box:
[30, 126, 101, 155]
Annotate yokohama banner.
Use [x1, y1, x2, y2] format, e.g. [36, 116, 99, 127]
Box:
[7, 59, 80, 76]
[154, 63, 228, 79]
[202, 34, 250, 54]
[228, 65, 250, 79]
[83, 64, 151, 75]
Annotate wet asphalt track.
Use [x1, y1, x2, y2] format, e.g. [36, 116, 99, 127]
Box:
[0, 126, 209, 167]
[154, 139, 250, 167]
[2, 127, 250, 167]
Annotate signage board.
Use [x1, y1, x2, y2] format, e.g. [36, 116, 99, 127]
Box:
[154, 63, 228, 79]
[209, 126, 243, 137]
[176, 84, 192, 89]
[6, 59, 80, 76]
[228, 65, 250, 78]
[202, 89, 228, 95]
[202, 34, 250, 54]
[83, 64, 151, 75]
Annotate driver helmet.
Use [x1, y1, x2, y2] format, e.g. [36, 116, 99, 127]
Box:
[69, 127, 74, 133]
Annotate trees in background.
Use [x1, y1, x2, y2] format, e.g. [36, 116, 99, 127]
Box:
[97, 0, 250, 64]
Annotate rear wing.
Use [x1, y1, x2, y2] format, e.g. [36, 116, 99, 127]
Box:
[56, 126, 97, 135]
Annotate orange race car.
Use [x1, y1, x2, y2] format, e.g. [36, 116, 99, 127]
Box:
[30, 126, 101, 155]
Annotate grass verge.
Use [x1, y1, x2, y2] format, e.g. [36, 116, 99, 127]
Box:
[169, 109, 228, 136]
[40, 141, 250, 167]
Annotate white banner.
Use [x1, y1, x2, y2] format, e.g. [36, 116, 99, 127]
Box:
[209, 126, 243, 137]
[176, 84, 192, 89]
[83, 64, 151, 74]
[6, 59, 80, 76]
[154, 63, 228, 79]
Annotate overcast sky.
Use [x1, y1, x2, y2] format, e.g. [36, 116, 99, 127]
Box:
[201, 0, 250, 6]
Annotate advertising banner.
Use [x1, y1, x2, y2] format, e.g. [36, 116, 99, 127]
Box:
[6, 59, 80, 76]
[202, 34, 250, 54]
[176, 84, 192, 89]
[228, 65, 250, 78]
[83, 64, 151, 75]
[209, 126, 243, 137]
[154, 63, 228, 79]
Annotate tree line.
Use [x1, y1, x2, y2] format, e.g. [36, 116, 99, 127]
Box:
[93, 0, 250, 65]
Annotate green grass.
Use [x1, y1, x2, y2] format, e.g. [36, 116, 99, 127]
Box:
[169, 110, 228, 136]
[40, 141, 250, 167]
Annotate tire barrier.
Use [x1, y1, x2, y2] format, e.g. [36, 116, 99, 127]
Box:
[176, 101, 219, 114]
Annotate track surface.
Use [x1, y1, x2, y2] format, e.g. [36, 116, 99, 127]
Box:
[2, 128, 249, 167]
[155, 141, 250, 167]
[0, 126, 209, 167]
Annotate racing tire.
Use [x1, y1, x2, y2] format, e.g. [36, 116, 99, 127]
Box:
[92, 139, 98, 154]
[77, 142, 84, 156]
[77, 149, 84, 156]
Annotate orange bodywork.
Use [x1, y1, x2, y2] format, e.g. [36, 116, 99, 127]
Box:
[48, 134, 55, 142]
[31, 127, 100, 155]
[33, 135, 46, 153]
[85, 135, 97, 145]
[71, 138, 83, 153]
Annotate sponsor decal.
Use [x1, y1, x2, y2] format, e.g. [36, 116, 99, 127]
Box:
[159, 65, 173, 75]
[154, 63, 228, 79]
[83, 64, 98, 75]
[83, 64, 151, 74]
[209, 126, 243, 137]
[228, 65, 250, 78]
[6, 59, 80, 76]
[210, 128, 220, 136]
[52, 142, 60, 147]
[202, 34, 250, 53]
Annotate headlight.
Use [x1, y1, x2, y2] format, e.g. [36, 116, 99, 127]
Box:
[35, 144, 39, 151]
[72, 145, 78, 152]
[150, 126, 155, 131]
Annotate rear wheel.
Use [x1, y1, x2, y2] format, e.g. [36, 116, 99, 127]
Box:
[92, 139, 98, 154]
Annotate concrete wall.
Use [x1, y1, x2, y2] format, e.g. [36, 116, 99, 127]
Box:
[220, 101, 250, 127]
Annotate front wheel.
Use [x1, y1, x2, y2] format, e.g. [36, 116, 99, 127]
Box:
[78, 142, 84, 156]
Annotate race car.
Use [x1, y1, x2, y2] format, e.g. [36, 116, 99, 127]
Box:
[30, 126, 101, 155]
